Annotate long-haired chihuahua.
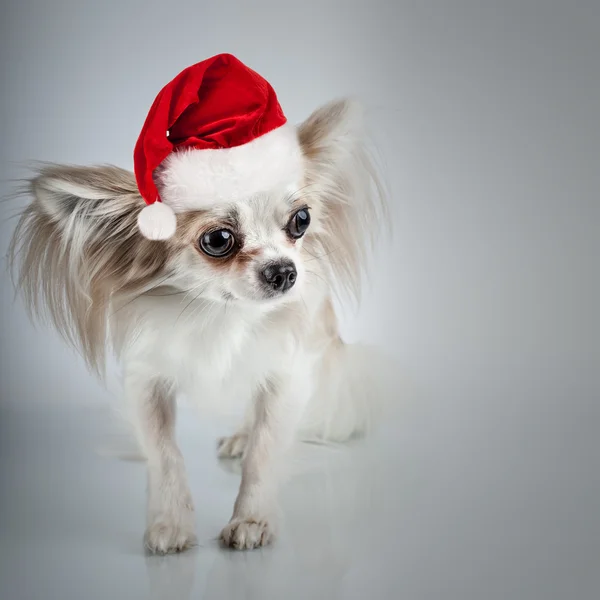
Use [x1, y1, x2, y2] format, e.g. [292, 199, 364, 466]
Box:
[9, 54, 389, 553]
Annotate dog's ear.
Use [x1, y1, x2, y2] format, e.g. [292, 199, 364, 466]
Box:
[10, 164, 166, 375]
[297, 98, 364, 168]
[31, 164, 143, 227]
[296, 99, 388, 307]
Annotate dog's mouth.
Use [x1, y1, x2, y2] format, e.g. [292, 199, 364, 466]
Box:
[220, 276, 301, 306]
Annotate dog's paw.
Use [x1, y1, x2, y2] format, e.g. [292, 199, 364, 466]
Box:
[217, 432, 249, 459]
[144, 515, 197, 554]
[219, 517, 275, 550]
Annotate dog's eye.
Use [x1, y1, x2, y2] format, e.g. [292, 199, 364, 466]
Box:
[287, 208, 311, 239]
[199, 229, 236, 257]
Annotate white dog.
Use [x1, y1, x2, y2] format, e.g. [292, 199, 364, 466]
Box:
[9, 55, 389, 553]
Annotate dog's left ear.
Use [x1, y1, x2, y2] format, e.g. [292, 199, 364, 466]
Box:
[297, 98, 364, 168]
[295, 98, 388, 305]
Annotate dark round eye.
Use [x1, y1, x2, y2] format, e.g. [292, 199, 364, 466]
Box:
[199, 229, 236, 257]
[287, 208, 311, 239]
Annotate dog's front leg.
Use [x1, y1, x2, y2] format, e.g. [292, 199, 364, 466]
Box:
[125, 373, 196, 554]
[220, 371, 310, 549]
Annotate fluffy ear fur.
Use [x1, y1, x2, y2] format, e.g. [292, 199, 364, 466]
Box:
[298, 99, 388, 306]
[8, 165, 168, 374]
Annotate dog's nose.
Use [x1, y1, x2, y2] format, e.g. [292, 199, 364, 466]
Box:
[261, 261, 297, 293]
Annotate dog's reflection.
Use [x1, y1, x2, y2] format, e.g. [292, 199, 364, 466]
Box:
[144, 548, 199, 600]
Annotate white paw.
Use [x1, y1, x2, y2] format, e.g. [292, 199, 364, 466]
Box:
[217, 432, 249, 459]
[219, 517, 275, 550]
[144, 512, 197, 554]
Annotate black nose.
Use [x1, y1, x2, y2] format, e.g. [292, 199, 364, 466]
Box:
[261, 261, 297, 293]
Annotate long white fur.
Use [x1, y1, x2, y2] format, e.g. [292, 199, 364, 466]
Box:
[9, 98, 389, 553]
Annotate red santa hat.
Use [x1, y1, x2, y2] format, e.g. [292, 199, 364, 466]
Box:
[133, 53, 304, 240]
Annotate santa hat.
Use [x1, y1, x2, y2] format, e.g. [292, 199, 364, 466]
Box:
[133, 53, 303, 240]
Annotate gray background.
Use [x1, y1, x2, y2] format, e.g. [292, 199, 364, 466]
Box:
[0, 1, 598, 599]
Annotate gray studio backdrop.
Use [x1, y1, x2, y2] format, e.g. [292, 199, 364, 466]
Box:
[0, 1, 598, 598]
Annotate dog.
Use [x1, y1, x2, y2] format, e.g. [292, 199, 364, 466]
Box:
[8, 55, 389, 553]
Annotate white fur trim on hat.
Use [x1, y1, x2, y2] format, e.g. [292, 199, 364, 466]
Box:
[156, 123, 304, 211]
[137, 201, 177, 240]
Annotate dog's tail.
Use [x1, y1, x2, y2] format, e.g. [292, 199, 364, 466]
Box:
[298, 339, 394, 443]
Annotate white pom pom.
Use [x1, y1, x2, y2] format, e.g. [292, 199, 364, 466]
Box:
[137, 202, 177, 240]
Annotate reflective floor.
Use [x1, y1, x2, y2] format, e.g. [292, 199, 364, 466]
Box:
[1, 396, 598, 600]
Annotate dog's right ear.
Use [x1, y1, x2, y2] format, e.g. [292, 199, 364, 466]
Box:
[31, 164, 143, 227]
[9, 164, 167, 375]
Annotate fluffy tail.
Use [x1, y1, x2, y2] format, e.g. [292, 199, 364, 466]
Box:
[298, 340, 392, 443]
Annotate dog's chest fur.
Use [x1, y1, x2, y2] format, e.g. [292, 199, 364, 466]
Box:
[113, 290, 321, 408]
